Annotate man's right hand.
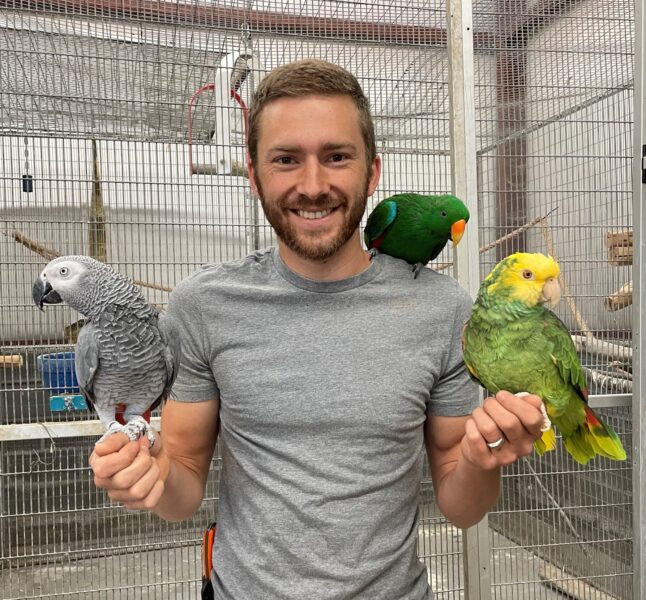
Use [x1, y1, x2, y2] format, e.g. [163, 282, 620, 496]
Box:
[89, 431, 169, 510]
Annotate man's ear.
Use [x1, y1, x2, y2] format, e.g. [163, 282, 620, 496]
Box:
[367, 154, 382, 197]
[247, 153, 260, 196]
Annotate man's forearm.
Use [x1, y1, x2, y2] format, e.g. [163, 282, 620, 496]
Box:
[151, 452, 207, 522]
[435, 457, 501, 529]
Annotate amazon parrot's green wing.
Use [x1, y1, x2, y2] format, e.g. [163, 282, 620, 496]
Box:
[364, 199, 398, 250]
[541, 309, 588, 402]
[540, 309, 625, 463]
[460, 324, 486, 388]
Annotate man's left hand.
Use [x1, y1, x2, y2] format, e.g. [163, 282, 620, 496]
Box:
[460, 390, 546, 470]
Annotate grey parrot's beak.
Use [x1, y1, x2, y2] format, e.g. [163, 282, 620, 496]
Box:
[32, 279, 63, 311]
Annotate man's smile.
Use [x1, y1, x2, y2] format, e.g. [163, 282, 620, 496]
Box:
[289, 206, 342, 226]
[296, 208, 334, 220]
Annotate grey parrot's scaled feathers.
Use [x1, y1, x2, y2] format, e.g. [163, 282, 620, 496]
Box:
[75, 322, 100, 411]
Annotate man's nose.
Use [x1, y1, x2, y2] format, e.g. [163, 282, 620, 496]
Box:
[296, 159, 330, 199]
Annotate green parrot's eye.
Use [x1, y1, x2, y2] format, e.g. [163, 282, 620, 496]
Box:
[521, 269, 534, 280]
[59, 267, 69, 276]
[441, 211, 447, 217]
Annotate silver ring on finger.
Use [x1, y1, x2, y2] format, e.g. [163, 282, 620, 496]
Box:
[486, 437, 505, 450]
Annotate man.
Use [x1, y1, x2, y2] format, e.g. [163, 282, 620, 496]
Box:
[90, 59, 545, 599]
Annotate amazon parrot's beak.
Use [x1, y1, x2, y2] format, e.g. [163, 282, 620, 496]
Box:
[451, 219, 467, 246]
[32, 278, 62, 311]
[540, 277, 562, 309]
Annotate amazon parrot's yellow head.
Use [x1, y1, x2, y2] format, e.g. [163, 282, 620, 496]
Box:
[482, 252, 562, 309]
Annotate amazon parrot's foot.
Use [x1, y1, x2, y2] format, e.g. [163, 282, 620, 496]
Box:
[515, 391, 552, 432]
[412, 263, 424, 279]
[368, 248, 379, 260]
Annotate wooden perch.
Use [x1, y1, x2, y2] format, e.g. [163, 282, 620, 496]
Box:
[604, 280, 633, 311]
[434, 208, 558, 272]
[539, 563, 617, 600]
[89, 138, 107, 263]
[192, 160, 248, 178]
[582, 367, 633, 393]
[572, 334, 632, 363]
[0, 355, 23, 368]
[11, 231, 59, 261]
[10, 229, 173, 293]
[605, 229, 633, 266]
[539, 220, 593, 340]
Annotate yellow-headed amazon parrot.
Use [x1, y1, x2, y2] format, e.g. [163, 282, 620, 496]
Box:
[364, 193, 469, 277]
[461, 252, 626, 465]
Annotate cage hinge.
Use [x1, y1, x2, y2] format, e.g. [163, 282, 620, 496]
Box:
[642, 144, 646, 184]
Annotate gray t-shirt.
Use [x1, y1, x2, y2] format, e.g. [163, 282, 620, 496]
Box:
[168, 247, 479, 600]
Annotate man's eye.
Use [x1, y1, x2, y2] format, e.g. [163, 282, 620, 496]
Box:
[330, 154, 346, 162]
[276, 156, 294, 165]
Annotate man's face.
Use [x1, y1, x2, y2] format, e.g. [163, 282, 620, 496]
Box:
[248, 95, 381, 261]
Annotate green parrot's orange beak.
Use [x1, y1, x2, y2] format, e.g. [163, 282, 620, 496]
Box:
[451, 219, 467, 246]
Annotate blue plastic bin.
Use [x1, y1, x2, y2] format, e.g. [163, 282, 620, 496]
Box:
[37, 352, 80, 394]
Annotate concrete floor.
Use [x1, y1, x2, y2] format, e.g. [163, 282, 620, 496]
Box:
[3, 526, 579, 600]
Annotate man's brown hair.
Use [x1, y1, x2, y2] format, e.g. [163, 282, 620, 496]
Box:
[247, 59, 376, 169]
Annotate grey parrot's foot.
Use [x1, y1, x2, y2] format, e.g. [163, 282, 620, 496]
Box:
[122, 416, 156, 447]
[368, 248, 379, 260]
[95, 421, 123, 445]
[412, 263, 423, 279]
[95, 417, 155, 447]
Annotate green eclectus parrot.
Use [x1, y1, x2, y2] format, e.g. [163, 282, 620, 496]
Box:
[364, 193, 470, 277]
[461, 252, 626, 465]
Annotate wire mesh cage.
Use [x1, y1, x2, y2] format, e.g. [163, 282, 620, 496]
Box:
[0, 0, 638, 598]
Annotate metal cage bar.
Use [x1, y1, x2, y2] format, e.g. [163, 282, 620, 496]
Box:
[631, 0, 645, 595]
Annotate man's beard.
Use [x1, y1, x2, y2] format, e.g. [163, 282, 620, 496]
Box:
[255, 177, 370, 261]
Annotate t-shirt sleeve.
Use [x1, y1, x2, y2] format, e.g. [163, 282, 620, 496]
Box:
[427, 283, 480, 416]
[167, 275, 220, 402]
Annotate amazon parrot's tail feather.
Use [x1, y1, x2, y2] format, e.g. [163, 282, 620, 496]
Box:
[584, 406, 627, 460]
[533, 427, 556, 455]
[564, 406, 626, 465]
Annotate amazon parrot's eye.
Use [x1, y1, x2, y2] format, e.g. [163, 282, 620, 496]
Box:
[521, 269, 534, 280]
[441, 211, 447, 217]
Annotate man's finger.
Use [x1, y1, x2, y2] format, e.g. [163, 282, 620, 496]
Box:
[494, 391, 544, 432]
[90, 440, 140, 479]
[93, 432, 133, 456]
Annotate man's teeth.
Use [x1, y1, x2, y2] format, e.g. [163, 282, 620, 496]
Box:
[297, 209, 333, 219]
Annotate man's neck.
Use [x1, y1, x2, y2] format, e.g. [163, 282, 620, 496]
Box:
[278, 234, 372, 282]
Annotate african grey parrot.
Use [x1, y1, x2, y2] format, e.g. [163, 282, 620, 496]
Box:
[32, 255, 180, 446]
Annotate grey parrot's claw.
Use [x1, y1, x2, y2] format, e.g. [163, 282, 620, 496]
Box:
[95, 421, 123, 445]
[95, 417, 155, 447]
[122, 416, 156, 448]
[412, 263, 423, 279]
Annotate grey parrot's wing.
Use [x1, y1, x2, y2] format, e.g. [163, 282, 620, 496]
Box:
[157, 312, 181, 402]
[74, 322, 100, 413]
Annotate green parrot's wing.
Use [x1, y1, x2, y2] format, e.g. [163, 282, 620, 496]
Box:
[364, 199, 398, 249]
[542, 309, 589, 402]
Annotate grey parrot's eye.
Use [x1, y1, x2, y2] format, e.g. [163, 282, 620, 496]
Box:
[521, 269, 534, 280]
[59, 267, 69, 276]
